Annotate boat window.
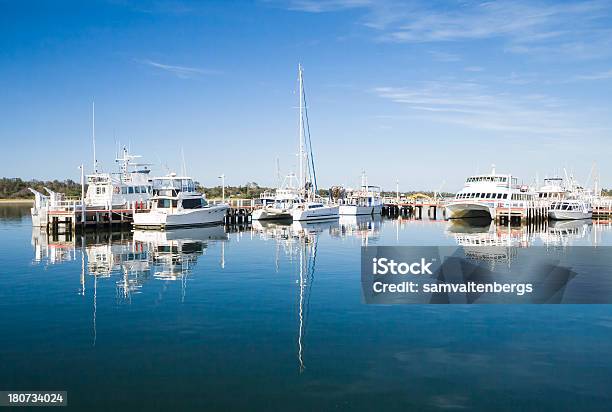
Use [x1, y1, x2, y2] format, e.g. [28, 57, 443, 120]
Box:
[484, 193, 490, 198]
[309, 204, 323, 209]
[182, 198, 206, 209]
[157, 199, 172, 208]
[502, 193, 507, 199]
[135, 186, 141, 194]
[128, 187, 134, 194]
[121, 187, 127, 194]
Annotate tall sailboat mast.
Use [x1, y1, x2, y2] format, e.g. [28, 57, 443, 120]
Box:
[298, 64, 306, 195]
[92, 101, 97, 173]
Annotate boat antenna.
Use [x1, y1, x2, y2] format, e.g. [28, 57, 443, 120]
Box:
[92, 101, 97, 173]
[276, 157, 281, 188]
[181, 146, 187, 177]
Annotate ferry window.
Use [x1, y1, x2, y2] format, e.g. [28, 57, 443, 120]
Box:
[135, 186, 141, 194]
[121, 187, 127, 194]
[128, 187, 134, 194]
[502, 178, 507, 182]
[172, 200, 178, 208]
[503, 194, 508, 199]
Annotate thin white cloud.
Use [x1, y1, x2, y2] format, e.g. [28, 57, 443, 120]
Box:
[277, 0, 612, 59]
[464, 66, 484, 72]
[572, 69, 612, 81]
[280, 0, 371, 13]
[373, 81, 609, 137]
[137, 59, 218, 79]
[428, 51, 461, 62]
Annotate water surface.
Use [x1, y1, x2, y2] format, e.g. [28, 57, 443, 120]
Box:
[1, 205, 611, 411]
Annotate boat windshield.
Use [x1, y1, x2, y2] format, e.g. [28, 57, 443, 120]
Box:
[154, 178, 195, 192]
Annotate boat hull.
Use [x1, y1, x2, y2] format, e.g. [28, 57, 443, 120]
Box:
[338, 204, 382, 215]
[445, 202, 495, 219]
[292, 205, 339, 221]
[133, 204, 229, 228]
[252, 207, 292, 221]
[548, 210, 592, 220]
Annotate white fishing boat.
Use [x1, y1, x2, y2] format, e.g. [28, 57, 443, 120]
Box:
[338, 172, 383, 215]
[290, 64, 339, 221]
[252, 174, 301, 221]
[29, 146, 153, 227]
[548, 199, 592, 220]
[133, 174, 228, 229]
[446, 166, 535, 220]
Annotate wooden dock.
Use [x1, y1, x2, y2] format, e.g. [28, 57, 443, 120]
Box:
[37, 198, 261, 232]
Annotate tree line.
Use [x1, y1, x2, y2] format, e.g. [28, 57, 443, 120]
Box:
[0, 178, 82, 199]
[3, 176, 610, 199]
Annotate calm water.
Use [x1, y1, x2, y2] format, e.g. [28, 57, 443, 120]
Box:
[1, 205, 612, 411]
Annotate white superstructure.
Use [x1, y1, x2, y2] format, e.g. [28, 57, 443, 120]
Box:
[133, 174, 228, 228]
[84, 147, 153, 209]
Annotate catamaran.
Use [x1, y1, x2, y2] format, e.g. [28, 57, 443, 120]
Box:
[133, 174, 228, 229]
[338, 172, 383, 215]
[446, 166, 535, 220]
[290, 64, 339, 221]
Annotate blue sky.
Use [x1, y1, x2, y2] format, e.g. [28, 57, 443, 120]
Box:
[1, 0, 611, 192]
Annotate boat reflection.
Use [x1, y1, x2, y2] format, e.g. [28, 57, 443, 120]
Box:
[539, 220, 593, 247]
[445, 218, 611, 264]
[251, 219, 334, 372]
[31, 225, 228, 299]
[332, 214, 382, 245]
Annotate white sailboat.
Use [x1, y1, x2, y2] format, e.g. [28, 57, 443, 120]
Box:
[290, 64, 339, 221]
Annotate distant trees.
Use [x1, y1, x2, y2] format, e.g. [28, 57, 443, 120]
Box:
[1, 176, 460, 200]
[0, 178, 82, 199]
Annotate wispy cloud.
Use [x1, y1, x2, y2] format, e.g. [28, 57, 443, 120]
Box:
[373, 80, 609, 137]
[572, 69, 612, 81]
[280, 0, 372, 13]
[428, 51, 461, 62]
[277, 0, 612, 59]
[136, 59, 219, 79]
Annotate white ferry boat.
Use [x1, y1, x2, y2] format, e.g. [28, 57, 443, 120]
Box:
[548, 199, 592, 220]
[446, 166, 535, 220]
[290, 64, 339, 222]
[133, 174, 228, 229]
[338, 172, 383, 215]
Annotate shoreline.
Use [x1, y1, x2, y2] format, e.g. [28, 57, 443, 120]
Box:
[0, 199, 34, 204]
